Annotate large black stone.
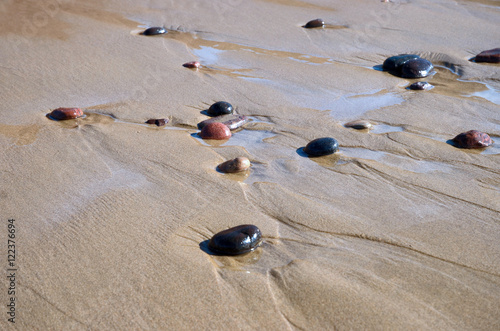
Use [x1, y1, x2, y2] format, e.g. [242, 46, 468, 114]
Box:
[208, 101, 233, 116]
[304, 137, 339, 156]
[401, 58, 434, 78]
[382, 54, 420, 72]
[208, 225, 262, 255]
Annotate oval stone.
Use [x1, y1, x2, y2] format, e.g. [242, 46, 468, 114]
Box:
[401, 58, 434, 78]
[382, 54, 420, 72]
[452, 130, 492, 149]
[183, 61, 201, 68]
[218, 157, 250, 173]
[408, 81, 433, 90]
[208, 225, 262, 255]
[199, 122, 231, 140]
[474, 48, 500, 63]
[304, 18, 324, 28]
[304, 137, 339, 156]
[143, 27, 166, 35]
[208, 101, 233, 116]
[344, 120, 372, 130]
[145, 118, 168, 126]
[48, 107, 84, 120]
[198, 114, 248, 130]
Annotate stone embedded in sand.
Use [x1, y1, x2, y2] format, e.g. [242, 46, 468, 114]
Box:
[183, 61, 201, 69]
[408, 81, 433, 90]
[382, 54, 420, 72]
[344, 120, 373, 130]
[452, 130, 492, 149]
[208, 224, 262, 255]
[401, 58, 434, 78]
[198, 114, 249, 130]
[304, 137, 339, 156]
[48, 107, 84, 120]
[303, 18, 324, 28]
[199, 122, 231, 140]
[208, 101, 233, 116]
[474, 48, 500, 63]
[145, 118, 168, 126]
[218, 157, 251, 173]
[143, 27, 166, 35]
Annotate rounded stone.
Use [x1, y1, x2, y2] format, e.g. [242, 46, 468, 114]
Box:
[408, 81, 433, 90]
[199, 122, 231, 140]
[145, 118, 168, 126]
[208, 101, 233, 116]
[401, 58, 434, 78]
[473, 48, 500, 63]
[48, 107, 84, 120]
[183, 61, 201, 69]
[304, 137, 339, 156]
[218, 157, 250, 173]
[452, 130, 492, 149]
[208, 225, 262, 255]
[143, 27, 166, 36]
[344, 120, 372, 130]
[303, 18, 324, 29]
[382, 54, 420, 72]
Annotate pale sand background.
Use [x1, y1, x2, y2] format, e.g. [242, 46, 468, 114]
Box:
[1, 0, 500, 329]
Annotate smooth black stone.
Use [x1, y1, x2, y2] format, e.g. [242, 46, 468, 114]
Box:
[208, 101, 233, 116]
[382, 54, 420, 72]
[208, 225, 262, 256]
[304, 18, 324, 28]
[143, 27, 166, 36]
[408, 81, 432, 90]
[401, 58, 433, 78]
[304, 137, 339, 157]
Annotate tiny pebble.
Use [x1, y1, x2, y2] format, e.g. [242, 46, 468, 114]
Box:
[143, 27, 166, 35]
[199, 122, 231, 140]
[218, 157, 251, 173]
[145, 118, 168, 126]
[48, 107, 84, 120]
[408, 81, 433, 90]
[183, 61, 201, 69]
[304, 137, 339, 156]
[303, 18, 325, 28]
[344, 120, 373, 130]
[208, 101, 233, 116]
[208, 225, 262, 255]
[452, 130, 493, 149]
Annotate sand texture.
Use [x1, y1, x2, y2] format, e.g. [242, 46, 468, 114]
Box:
[1, 0, 500, 329]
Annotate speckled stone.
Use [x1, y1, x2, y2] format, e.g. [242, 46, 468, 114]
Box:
[143, 27, 166, 35]
[344, 120, 372, 130]
[208, 101, 233, 116]
[382, 54, 420, 72]
[145, 118, 168, 126]
[198, 114, 249, 130]
[218, 157, 251, 173]
[303, 18, 324, 28]
[304, 137, 339, 156]
[408, 81, 433, 90]
[208, 225, 262, 255]
[474, 48, 500, 63]
[48, 107, 84, 120]
[183, 61, 201, 68]
[401, 58, 434, 78]
[199, 122, 231, 140]
[452, 130, 493, 149]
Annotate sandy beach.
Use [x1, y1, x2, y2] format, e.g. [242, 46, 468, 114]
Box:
[1, 0, 500, 329]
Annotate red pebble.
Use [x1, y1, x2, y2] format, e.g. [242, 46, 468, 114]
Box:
[183, 61, 201, 69]
[452, 130, 493, 149]
[474, 48, 500, 63]
[48, 107, 84, 120]
[199, 122, 231, 140]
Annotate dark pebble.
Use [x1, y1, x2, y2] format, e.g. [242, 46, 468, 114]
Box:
[344, 120, 372, 130]
[408, 81, 433, 90]
[304, 137, 339, 156]
[143, 27, 166, 36]
[145, 118, 168, 126]
[48, 107, 84, 120]
[208, 101, 233, 116]
[208, 225, 262, 255]
[382, 54, 420, 72]
[303, 18, 324, 28]
[198, 114, 248, 130]
[183, 61, 201, 69]
[401, 58, 434, 78]
[473, 48, 500, 63]
[452, 130, 493, 149]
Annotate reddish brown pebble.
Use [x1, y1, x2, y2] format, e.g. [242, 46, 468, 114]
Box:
[145, 118, 168, 126]
[217, 157, 251, 173]
[452, 130, 493, 149]
[183, 61, 201, 68]
[198, 114, 249, 130]
[344, 120, 372, 130]
[199, 122, 231, 140]
[303, 18, 324, 28]
[473, 48, 500, 63]
[48, 107, 84, 120]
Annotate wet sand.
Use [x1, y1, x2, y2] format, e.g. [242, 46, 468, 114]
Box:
[1, 0, 499, 329]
